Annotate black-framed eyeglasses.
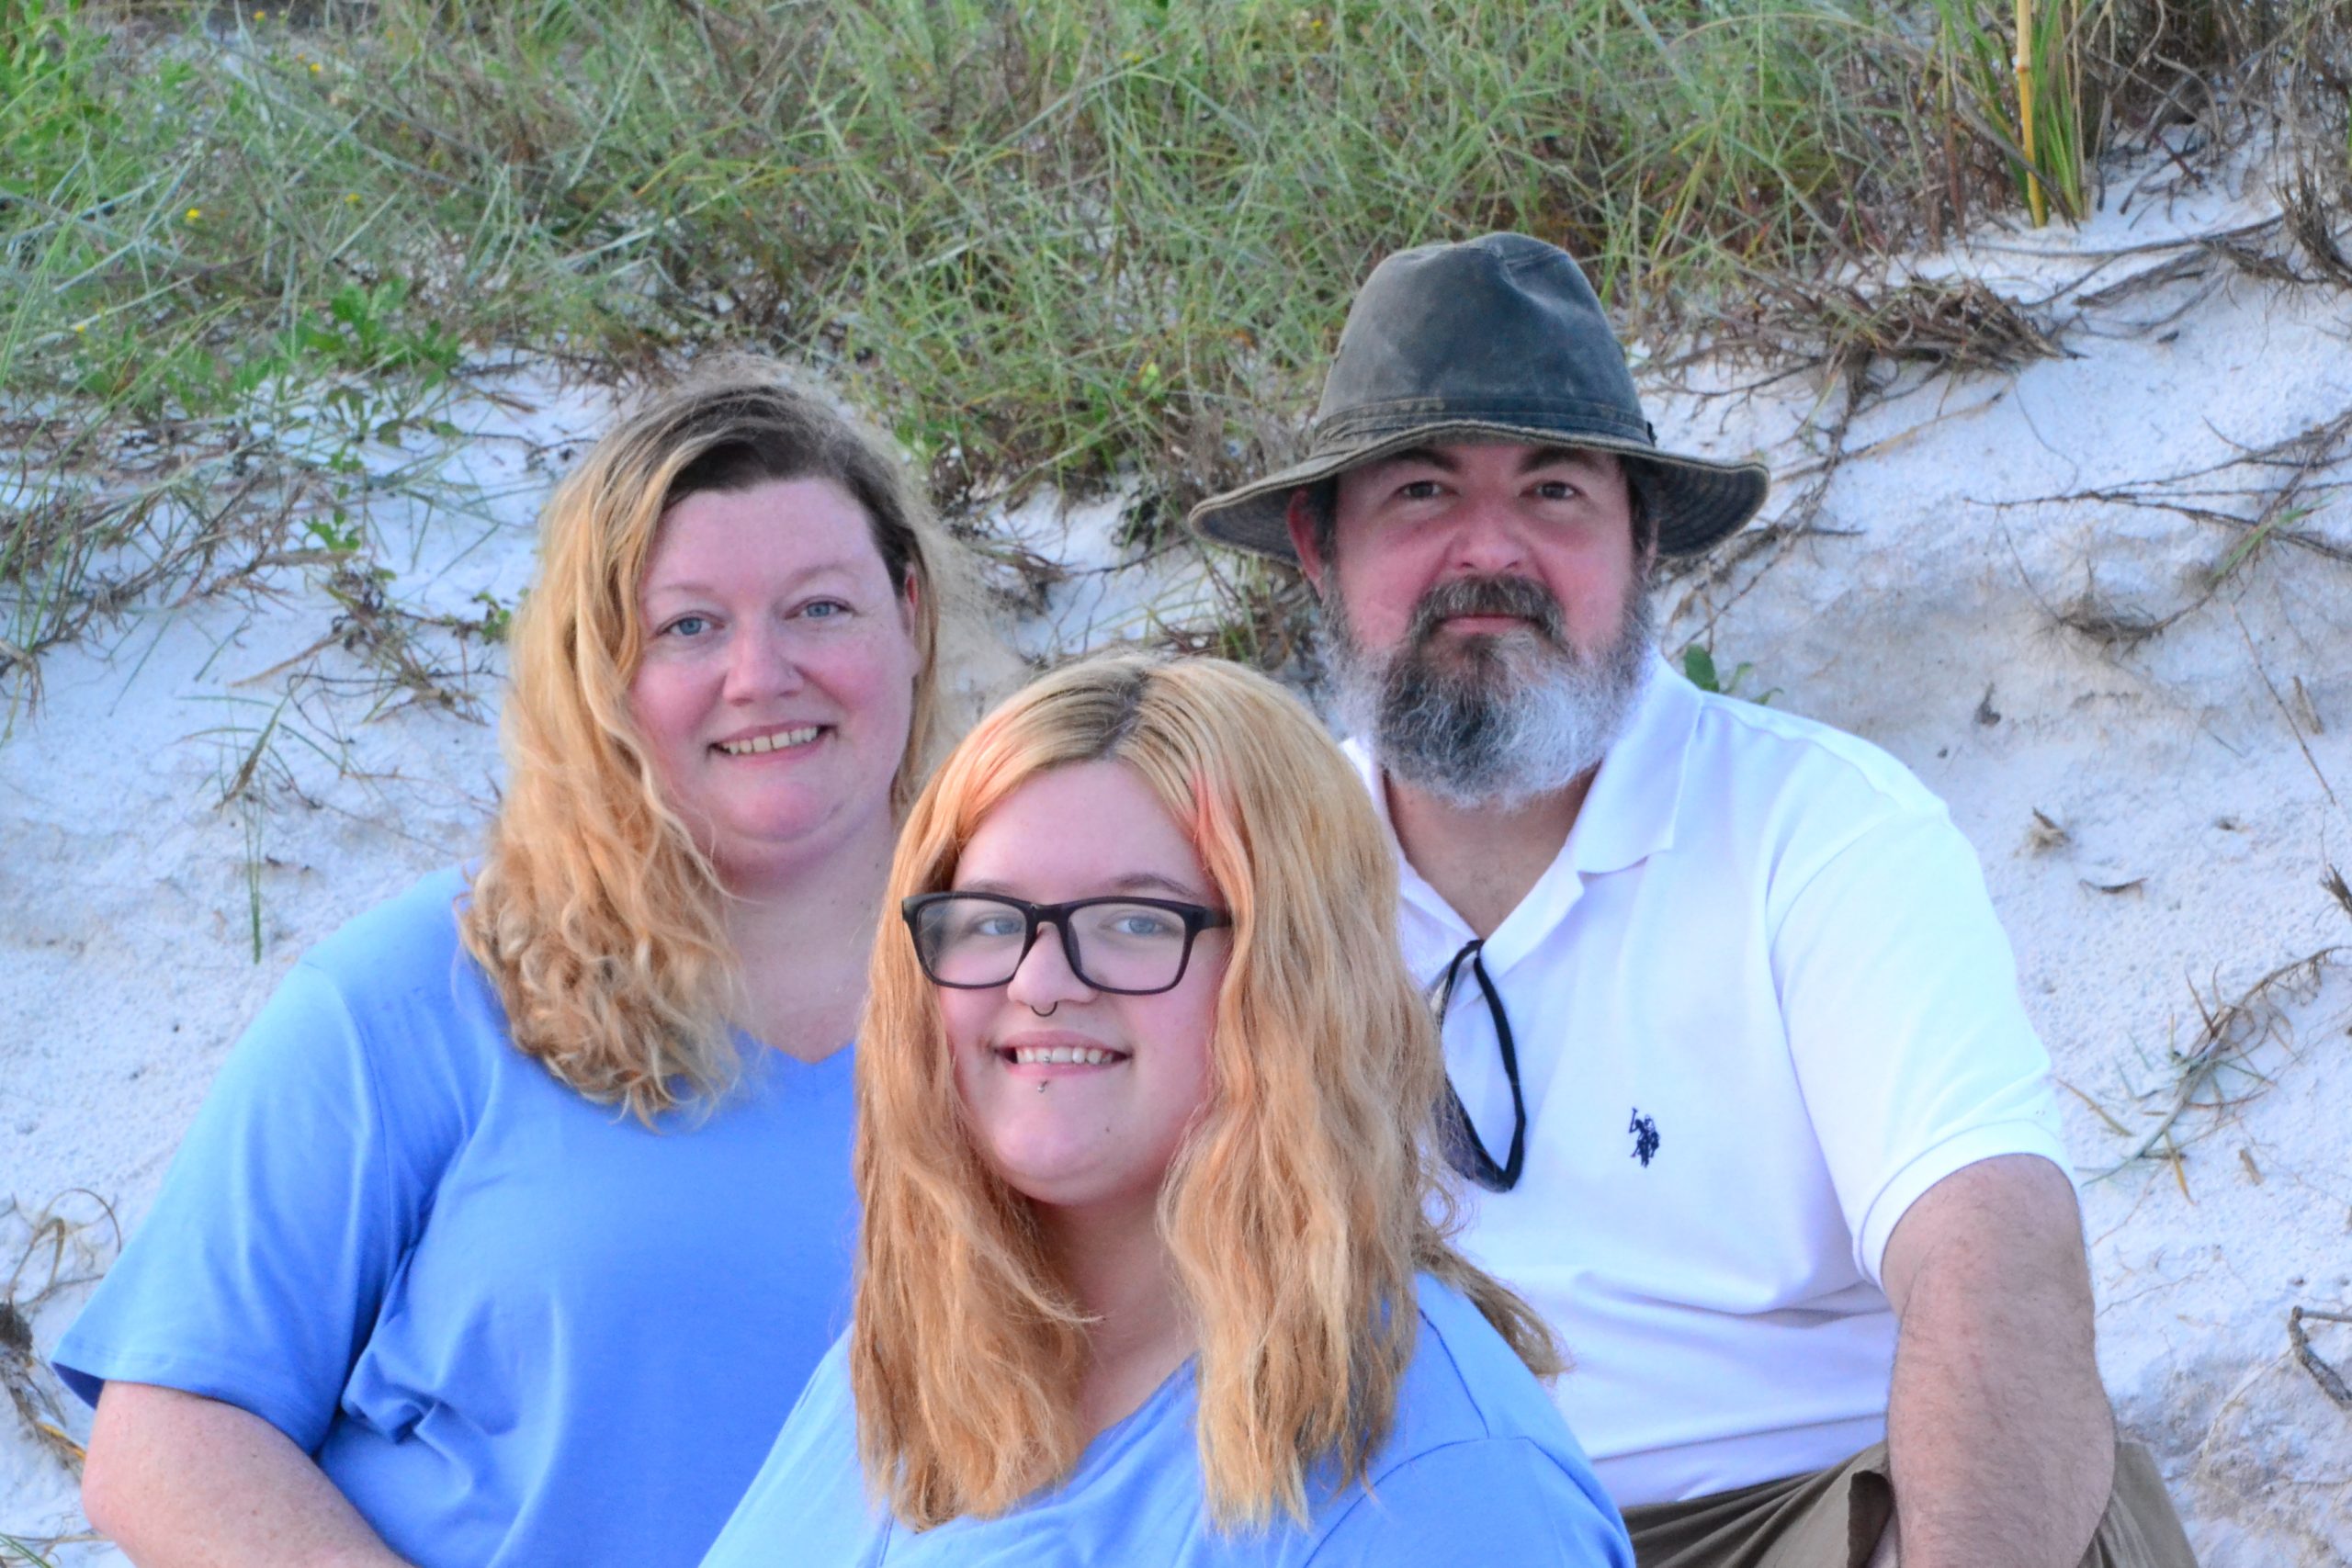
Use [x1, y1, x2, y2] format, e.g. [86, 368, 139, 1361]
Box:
[901, 893, 1231, 996]
[1430, 939, 1527, 1193]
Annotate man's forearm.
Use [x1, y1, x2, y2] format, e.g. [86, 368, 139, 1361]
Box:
[84, 1381, 413, 1568]
[1879, 1155, 2114, 1568]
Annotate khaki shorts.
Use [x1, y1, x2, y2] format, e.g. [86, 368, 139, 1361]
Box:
[1620, 1441, 2196, 1568]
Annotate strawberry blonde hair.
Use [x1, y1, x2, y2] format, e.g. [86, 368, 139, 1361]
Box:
[459, 359, 944, 1122]
[854, 654, 1557, 1529]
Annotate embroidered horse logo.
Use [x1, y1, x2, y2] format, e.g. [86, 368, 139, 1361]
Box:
[1628, 1109, 1660, 1168]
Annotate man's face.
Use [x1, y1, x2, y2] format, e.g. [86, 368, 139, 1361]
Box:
[1286, 441, 1655, 809]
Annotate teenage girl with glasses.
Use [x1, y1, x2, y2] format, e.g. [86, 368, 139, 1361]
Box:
[701, 654, 1634, 1565]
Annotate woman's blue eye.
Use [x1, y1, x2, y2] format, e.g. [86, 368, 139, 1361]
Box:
[803, 599, 850, 620]
[664, 615, 710, 637]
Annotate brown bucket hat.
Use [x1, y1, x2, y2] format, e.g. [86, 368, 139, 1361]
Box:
[1187, 232, 1770, 562]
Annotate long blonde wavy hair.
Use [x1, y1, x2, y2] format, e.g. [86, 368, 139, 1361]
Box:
[460, 360, 944, 1122]
[854, 654, 1558, 1530]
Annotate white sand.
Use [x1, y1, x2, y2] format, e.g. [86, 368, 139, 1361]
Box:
[5, 156, 2349, 1562]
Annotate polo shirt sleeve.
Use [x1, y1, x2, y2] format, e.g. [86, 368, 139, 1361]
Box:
[1306, 1438, 1634, 1566]
[51, 956, 421, 1452]
[1770, 800, 2070, 1287]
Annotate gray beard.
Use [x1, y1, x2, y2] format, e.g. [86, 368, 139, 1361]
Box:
[1325, 574, 1656, 811]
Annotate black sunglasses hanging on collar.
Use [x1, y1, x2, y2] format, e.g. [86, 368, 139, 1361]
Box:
[1430, 938, 1527, 1192]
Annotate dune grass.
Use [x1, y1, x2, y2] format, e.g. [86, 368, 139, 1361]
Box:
[3, 0, 2346, 710]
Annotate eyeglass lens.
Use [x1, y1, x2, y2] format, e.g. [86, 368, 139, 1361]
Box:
[913, 896, 1200, 992]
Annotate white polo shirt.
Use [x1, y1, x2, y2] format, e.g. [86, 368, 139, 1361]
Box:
[1348, 660, 2068, 1507]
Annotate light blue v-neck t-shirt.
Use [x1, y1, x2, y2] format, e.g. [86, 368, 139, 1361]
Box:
[54, 866, 859, 1568]
[700, 1275, 1634, 1567]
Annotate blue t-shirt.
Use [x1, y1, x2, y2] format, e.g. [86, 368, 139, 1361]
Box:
[700, 1275, 1634, 1567]
[54, 866, 858, 1568]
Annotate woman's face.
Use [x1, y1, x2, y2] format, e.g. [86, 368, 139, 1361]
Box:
[628, 477, 919, 892]
[939, 760, 1227, 1220]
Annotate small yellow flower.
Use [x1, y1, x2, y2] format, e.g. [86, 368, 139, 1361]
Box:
[253, 7, 264, 18]
[346, 192, 362, 205]
[310, 62, 322, 73]
[185, 207, 202, 222]
[74, 321, 87, 333]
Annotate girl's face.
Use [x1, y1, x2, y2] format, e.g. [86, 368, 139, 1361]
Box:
[936, 760, 1227, 1219]
[627, 477, 919, 892]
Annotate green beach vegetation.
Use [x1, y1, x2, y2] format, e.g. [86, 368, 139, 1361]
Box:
[3, 0, 2346, 714]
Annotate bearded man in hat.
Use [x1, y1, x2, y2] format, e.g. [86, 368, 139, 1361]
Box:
[1188, 233, 2194, 1568]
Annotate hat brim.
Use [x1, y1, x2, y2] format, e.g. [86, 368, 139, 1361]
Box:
[1186, 422, 1770, 564]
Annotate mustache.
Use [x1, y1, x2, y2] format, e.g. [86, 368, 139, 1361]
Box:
[1406, 574, 1567, 647]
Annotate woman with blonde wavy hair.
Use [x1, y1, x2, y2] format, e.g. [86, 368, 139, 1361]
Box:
[60, 359, 944, 1568]
[702, 654, 1634, 1564]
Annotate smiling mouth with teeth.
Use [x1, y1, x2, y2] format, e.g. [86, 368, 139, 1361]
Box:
[1000, 1045, 1127, 1066]
[715, 725, 823, 757]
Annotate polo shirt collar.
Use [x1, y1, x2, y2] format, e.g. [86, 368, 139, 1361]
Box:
[1567, 653, 1697, 878]
[1346, 655, 1699, 968]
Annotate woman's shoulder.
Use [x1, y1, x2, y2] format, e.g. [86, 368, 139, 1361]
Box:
[270, 864, 509, 1100]
[300, 864, 474, 990]
[293, 865, 513, 1039]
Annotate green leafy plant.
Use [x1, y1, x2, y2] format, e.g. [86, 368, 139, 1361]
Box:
[5, 0, 2346, 720]
[0, 1534, 62, 1567]
[1681, 643, 1779, 705]
[468, 589, 514, 644]
[1932, 0, 2089, 224]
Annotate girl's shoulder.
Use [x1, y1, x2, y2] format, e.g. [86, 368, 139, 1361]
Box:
[1384, 1275, 1591, 1472]
[1300, 1278, 1632, 1565]
[697, 1336, 873, 1568]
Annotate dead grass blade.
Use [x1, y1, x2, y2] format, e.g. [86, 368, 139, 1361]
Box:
[2280, 167, 2352, 289]
[2093, 945, 2350, 1177]
[1706, 276, 2064, 388]
[1997, 404, 2352, 648]
[1, 1192, 123, 1478]
[2322, 863, 2352, 921]
[2287, 1306, 2352, 1410]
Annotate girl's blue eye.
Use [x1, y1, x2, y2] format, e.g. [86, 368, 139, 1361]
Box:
[1109, 910, 1178, 938]
[665, 615, 710, 637]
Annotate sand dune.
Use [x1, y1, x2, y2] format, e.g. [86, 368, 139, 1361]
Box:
[5, 149, 2348, 1562]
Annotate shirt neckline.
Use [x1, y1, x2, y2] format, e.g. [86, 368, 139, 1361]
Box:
[1057, 1357, 1201, 1489]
